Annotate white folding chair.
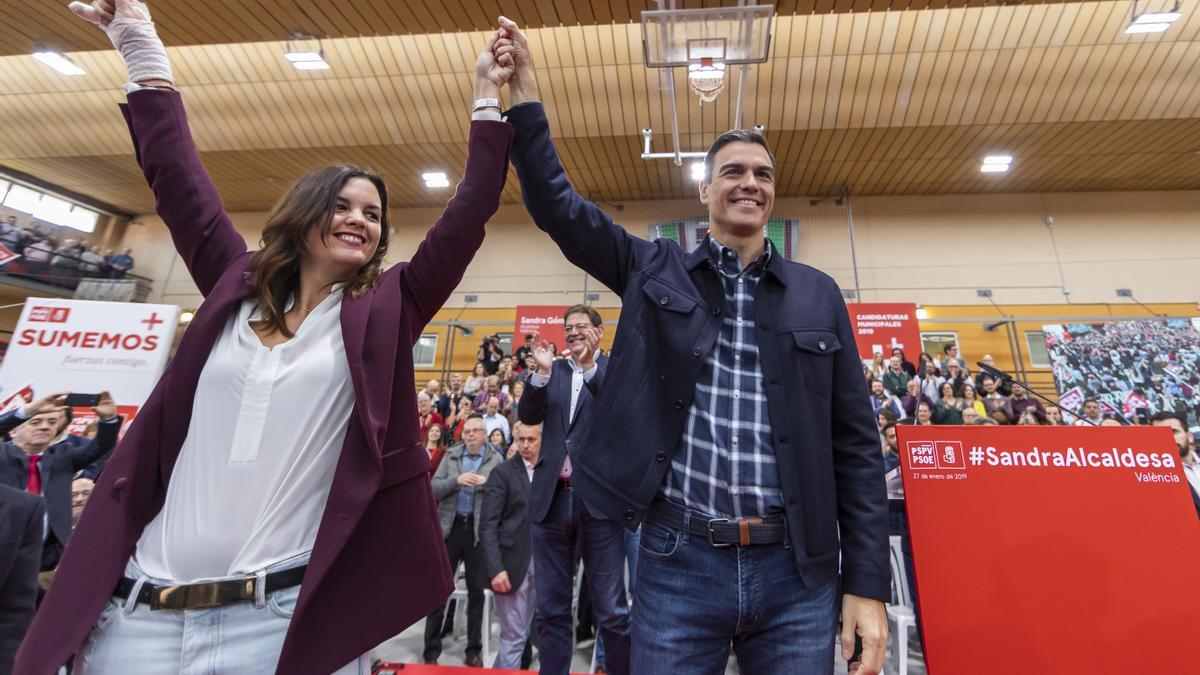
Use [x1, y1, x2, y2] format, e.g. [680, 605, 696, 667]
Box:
[886, 535, 917, 675]
[449, 562, 494, 663]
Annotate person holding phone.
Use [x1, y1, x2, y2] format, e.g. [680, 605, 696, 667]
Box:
[0, 391, 121, 571]
[15, 2, 516, 673]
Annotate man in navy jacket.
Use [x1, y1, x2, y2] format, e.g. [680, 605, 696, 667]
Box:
[518, 306, 630, 675]
[496, 17, 888, 675]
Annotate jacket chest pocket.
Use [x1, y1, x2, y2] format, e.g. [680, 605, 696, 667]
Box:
[785, 328, 842, 398]
[638, 277, 706, 349]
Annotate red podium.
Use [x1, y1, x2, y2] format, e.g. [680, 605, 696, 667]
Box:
[896, 425, 1200, 674]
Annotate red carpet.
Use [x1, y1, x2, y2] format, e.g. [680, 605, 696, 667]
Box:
[374, 664, 589, 675]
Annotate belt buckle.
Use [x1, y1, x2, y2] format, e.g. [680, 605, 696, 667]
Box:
[153, 578, 255, 610]
[707, 517, 733, 548]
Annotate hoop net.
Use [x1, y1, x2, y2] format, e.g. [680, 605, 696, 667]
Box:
[688, 57, 726, 103]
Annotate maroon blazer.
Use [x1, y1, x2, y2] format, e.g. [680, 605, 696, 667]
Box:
[15, 90, 514, 674]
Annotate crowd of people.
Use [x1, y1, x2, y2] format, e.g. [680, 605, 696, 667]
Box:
[865, 345, 1070, 431]
[1045, 320, 1200, 427]
[0, 214, 136, 289]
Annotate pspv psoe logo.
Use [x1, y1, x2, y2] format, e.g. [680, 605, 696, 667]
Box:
[907, 440, 966, 470]
[27, 306, 70, 323]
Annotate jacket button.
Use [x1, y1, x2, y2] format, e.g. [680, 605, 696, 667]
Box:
[113, 477, 130, 492]
[711, 307, 722, 317]
[692, 348, 702, 358]
[818, 340, 827, 351]
[659, 296, 670, 305]
[655, 452, 666, 462]
[624, 509, 635, 521]
[673, 399, 684, 409]
[339, 512, 349, 521]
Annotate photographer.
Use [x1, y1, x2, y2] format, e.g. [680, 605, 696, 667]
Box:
[478, 334, 504, 375]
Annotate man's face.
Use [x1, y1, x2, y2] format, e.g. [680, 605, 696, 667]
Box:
[1084, 401, 1101, 418]
[486, 397, 500, 416]
[699, 141, 775, 239]
[906, 379, 919, 395]
[450, 374, 462, 389]
[426, 379, 440, 395]
[500, 357, 512, 370]
[72, 477, 94, 520]
[889, 357, 901, 372]
[416, 393, 431, 415]
[564, 312, 601, 360]
[962, 408, 980, 424]
[884, 426, 898, 452]
[486, 376, 499, 393]
[948, 345, 959, 358]
[513, 424, 542, 464]
[15, 411, 64, 452]
[1152, 418, 1193, 458]
[983, 378, 996, 394]
[1011, 383, 1026, 398]
[871, 380, 884, 395]
[462, 419, 486, 451]
[948, 363, 961, 378]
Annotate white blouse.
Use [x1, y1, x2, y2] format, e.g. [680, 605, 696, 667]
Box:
[135, 288, 356, 582]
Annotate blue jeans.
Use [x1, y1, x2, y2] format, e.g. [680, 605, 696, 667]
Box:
[79, 554, 369, 674]
[532, 486, 630, 675]
[631, 511, 837, 674]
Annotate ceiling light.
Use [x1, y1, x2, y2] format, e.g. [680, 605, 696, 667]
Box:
[980, 164, 1009, 173]
[180, 311, 195, 324]
[1133, 11, 1181, 23]
[982, 155, 1013, 165]
[690, 162, 705, 181]
[916, 307, 928, 320]
[285, 34, 329, 71]
[32, 50, 85, 76]
[292, 60, 330, 71]
[1125, 2, 1180, 34]
[1125, 22, 1172, 33]
[423, 172, 450, 188]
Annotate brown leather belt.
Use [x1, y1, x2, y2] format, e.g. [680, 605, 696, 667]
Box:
[647, 500, 787, 548]
[113, 565, 306, 611]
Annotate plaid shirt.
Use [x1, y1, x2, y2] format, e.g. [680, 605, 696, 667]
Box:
[659, 236, 783, 519]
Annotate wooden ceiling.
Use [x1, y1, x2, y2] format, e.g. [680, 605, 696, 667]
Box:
[2, 0, 1199, 213]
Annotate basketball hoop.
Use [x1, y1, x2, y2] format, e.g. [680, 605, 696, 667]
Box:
[688, 58, 726, 103]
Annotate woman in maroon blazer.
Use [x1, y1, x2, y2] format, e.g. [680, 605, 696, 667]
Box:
[16, 1, 515, 673]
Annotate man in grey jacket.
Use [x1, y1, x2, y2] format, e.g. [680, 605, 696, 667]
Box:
[424, 414, 503, 667]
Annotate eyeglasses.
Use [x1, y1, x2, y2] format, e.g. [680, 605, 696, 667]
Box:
[563, 323, 594, 334]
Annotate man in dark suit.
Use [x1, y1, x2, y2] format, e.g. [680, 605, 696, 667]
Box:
[479, 421, 540, 669]
[519, 304, 630, 675]
[0, 483, 44, 674]
[497, 18, 888, 675]
[0, 392, 121, 571]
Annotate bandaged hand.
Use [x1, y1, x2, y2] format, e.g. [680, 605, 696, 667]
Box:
[68, 0, 174, 87]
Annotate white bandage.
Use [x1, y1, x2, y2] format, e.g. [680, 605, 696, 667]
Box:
[69, 0, 174, 86]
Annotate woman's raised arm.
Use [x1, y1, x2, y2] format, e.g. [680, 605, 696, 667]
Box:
[71, 0, 248, 296]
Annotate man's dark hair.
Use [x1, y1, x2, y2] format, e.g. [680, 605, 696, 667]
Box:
[563, 304, 602, 327]
[1150, 411, 1187, 428]
[1083, 398, 1099, 406]
[943, 344, 956, 354]
[524, 333, 535, 340]
[703, 129, 774, 182]
[881, 421, 898, 435]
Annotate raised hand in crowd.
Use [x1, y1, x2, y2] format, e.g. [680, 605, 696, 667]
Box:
[94, 390, 118, 420]
[531, 339, 556, 375]
[496, 17, 536, 104]
[22, 391, 68, 418]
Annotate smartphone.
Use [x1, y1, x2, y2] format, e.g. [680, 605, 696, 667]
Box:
[64, 393, 102, 407]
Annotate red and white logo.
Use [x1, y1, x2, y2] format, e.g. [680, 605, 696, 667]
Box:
[936, 441, 965, 469]
[28, 306, 70, 323]
[908, 441, 938, 470]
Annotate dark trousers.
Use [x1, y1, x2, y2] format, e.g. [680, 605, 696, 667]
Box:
[423, 516, 486, 661]
[532, 486, 631, 675]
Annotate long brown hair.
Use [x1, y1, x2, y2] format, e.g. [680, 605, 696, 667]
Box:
[249, 164, 390, 337]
